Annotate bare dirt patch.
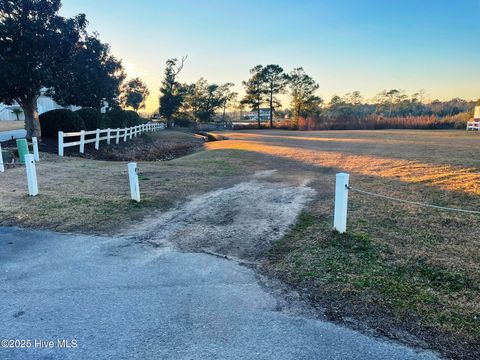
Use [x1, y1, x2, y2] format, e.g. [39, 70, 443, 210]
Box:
[126, 178, 315, 261]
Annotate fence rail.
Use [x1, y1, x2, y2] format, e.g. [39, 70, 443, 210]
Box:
[466, 120, 480, 131]
[58, 123, 164, 156]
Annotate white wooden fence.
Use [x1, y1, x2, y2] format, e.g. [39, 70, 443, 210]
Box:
[466, 121, 480, 131]
[58, 123, 164, 156]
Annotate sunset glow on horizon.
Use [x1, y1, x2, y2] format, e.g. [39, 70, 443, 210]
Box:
[60, 0, 480, 113]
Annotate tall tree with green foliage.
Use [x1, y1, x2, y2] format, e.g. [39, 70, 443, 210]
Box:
[0, 0, 87, 138]
[182, 78, 225, 122]
[218, 82, 237, 122]
[241, 65, 265, 128]
[288, 67, 322, 121]
[120, 77, 150, 112]
[159, 56, 187, 127]
[53, 35, 125, 111]
[261, 65, 288, 128]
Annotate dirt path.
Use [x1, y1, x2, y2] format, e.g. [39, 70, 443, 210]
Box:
[125, 172, 315, 261]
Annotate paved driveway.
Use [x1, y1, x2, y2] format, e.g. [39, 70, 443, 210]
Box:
[0, 227, 437, 359]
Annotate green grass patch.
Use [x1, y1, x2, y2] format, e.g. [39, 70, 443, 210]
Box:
[267, 211, 480, 342]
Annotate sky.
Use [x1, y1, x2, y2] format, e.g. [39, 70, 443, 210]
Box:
[60, 0, 480, 113]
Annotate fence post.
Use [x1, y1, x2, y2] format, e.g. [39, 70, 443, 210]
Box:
[80, 130, 86, 153]
[24, 154, 38, 196]
[128, 162, 140, 202]
[124, 127, 127, 142]
[95, 128, 100, 150]
[58, 131, 64, 157]
[107, 128, 111, 145]
[129, 127, 133, 140]
[116, 128, 120, 144]
[0, 144, 4, 172]
[333, 173, 349, 233]
[32, 136, 39, 162]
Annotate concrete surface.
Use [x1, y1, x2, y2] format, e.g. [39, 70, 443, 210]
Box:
[0, 129, 26, 142]
[0, 227, 438, 359]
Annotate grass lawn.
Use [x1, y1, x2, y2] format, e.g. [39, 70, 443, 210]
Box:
[0, 128, 479, 357]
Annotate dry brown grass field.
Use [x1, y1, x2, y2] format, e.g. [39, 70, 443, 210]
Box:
[0, 129, 479, 357]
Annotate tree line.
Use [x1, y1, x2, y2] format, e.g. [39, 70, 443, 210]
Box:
[158, 61, 322, 128]
[157, 58, 476, 129]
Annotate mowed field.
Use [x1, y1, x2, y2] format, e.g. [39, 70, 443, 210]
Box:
[1, 129, 479, 357]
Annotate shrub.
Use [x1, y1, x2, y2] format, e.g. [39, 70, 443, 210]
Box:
[107, 110, 145, 128]
[75, 108, 108, 130]
[125, 111, 142, 127]
[39, 109, 85, 138]
[174, 118, 194, 127]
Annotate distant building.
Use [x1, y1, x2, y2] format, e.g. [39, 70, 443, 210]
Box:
[0, 88, 84, 121]
[243, 108, 271, 122]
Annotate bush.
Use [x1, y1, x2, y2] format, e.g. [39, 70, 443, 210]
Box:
[107, 110, 145, 128]
[75, 108, 108, 130]
[174, 118, 194, 127]
[39, 109, 85, 138]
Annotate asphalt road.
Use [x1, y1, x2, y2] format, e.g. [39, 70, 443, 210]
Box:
[0, 129, 26, 142]
[0, 227, 438, 359]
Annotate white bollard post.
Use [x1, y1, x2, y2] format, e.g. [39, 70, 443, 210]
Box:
[107, 128, 111, 145]
[24, 154, 38, 196]
[128, 162, 140, 202]
[116, 128, 120, 144]
[95, 128, 100, 150]
[0, 144, 4, 172]
[80, 130, 85, 153]
[333, 173, 349, 233]
[32, 137, 39, 162]
[58, 131, 64, 156]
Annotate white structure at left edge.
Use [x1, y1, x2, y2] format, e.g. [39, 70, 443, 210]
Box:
[0, 88, 98, 122]
[467, 106, 480, 131]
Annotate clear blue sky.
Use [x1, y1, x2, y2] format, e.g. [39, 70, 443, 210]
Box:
[60, 0, 480, 112]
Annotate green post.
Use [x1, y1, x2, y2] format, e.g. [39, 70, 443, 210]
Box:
[16, 138, 29, 164]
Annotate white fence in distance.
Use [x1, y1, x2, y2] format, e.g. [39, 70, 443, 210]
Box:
[58, 123, 165, 156]
[466, 121, 480, 131]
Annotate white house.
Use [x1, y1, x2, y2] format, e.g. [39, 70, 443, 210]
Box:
[243, 108, 271, 122]
[0, 89, 83, 121]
